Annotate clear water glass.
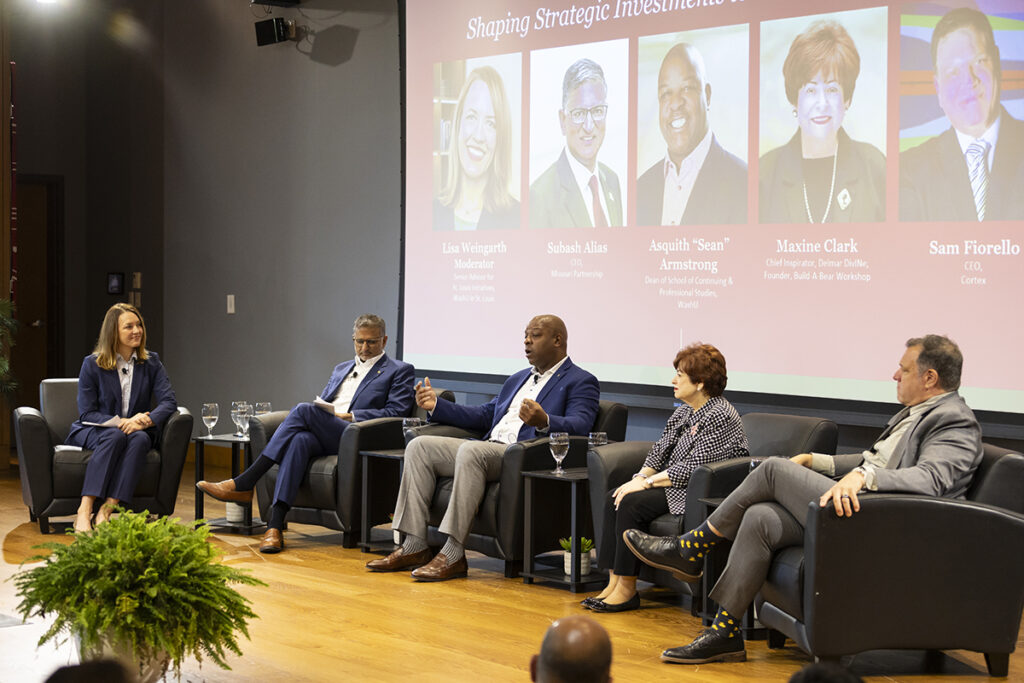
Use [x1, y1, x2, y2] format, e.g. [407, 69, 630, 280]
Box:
[230, 401, 249, 437]
[254, 402, 272, 415]
[549, 432, 570, 475]
[587, 431, 608, 449]
[201, 403, 218, 438]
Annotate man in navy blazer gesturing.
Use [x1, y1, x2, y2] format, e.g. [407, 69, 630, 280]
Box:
[198, 314, 415, 553]
[367, 314, 600, 581]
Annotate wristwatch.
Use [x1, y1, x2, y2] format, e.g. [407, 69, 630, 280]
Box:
[644, 476, 655, 489]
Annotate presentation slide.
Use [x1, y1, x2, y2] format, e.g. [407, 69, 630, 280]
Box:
[402, 0, 1024, 414]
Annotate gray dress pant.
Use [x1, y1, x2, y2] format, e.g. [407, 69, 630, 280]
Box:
[392, 435, 507, 543]
[706, 458, 835, 616]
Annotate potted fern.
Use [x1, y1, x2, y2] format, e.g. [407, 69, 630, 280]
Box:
[559, 537, 594, 575]
[13, 510, 265, 682]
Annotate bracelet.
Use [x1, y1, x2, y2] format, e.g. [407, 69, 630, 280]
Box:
[631, 473, 646, 481]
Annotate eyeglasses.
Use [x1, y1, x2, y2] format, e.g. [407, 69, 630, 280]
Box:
[352, 337, 383, 347]
[566, 105, 608, 125]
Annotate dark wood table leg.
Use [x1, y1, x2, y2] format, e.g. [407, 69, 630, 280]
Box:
[523, 476, 535, 584]
[194, 440, 205, 521]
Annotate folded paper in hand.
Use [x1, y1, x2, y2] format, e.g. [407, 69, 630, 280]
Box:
[313, 397, 335, 414]
[82, 416, 121, 428]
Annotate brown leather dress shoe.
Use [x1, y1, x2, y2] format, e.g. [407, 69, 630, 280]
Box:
[259, 528, 283, 554]
[196, 479, 253, 504]
[410, 552, 468, 581]
[366, 547, 433, 572]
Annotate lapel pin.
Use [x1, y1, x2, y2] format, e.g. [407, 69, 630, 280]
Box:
[837, 188, 851, 211]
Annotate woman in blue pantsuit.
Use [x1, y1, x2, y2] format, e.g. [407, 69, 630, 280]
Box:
[66, 303, 177, 532]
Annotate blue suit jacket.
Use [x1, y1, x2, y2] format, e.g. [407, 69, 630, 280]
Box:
[428, 357, 600, 440]
[319, 354, 415, 421]
[67, 352, 178, 443]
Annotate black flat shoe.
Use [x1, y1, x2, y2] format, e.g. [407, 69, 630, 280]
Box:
[661, 628, 746, 664]
[580, 597, 605, 609]
[589, 593, 640, 613]
[623, 529, 704, 582]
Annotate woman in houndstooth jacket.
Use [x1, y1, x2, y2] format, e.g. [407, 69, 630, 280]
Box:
[585, 343, 748, 613]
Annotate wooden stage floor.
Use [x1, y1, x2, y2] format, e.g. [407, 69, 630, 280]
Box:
[0, 464, 1020, 682]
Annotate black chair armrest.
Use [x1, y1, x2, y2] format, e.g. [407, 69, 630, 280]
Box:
[404, 423, 481, 444]
[683, 457, 754, 530]
[249, 410, 291, 457]
[586, 441, 653, 550]
[799, 494, 1024, 656]
[152, 407, 193, 515]
[14, 406, 56, 512]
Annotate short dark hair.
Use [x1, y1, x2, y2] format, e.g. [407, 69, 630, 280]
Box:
[782, 20, 860, 106]
[930, 7, 1000, 78]
[906, 334, 963, 391]
[673, 343, 728, 397]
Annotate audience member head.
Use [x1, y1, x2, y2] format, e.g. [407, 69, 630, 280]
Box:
[94, 302, 149, 370]
[439, 65, 515, 212]
[673, 342, 728, 398]
[524, 314, 568, 374]
[930, 7, 1001, 138]
[560, 59, 609, 172]
[45, 659, 135, 683]
[530, 615, 612, 683]
[789, 661, 864, 683]
[658, 43, 711, 166]
[352, 313, 388, 362]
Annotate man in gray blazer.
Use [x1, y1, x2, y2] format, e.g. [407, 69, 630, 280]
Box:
[624, 334, 982, 665]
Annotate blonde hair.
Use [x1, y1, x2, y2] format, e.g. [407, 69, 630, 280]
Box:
[438, 66, 515, 213]
[93, 303, 148, 370]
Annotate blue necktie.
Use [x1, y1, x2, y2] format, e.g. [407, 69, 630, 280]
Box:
[966, 140, 991, 221]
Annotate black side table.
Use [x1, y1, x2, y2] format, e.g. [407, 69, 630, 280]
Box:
[522, 467, 605, 593]
[193, 434, 265, 535]
[358, 448, 406, 552]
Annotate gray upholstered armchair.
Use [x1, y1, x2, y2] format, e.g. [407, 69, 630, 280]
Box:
[250, 388, 455, 548]
[586, 412, 839, 604]
[406, 399, 629, 578]
[14, 378, 193, 533]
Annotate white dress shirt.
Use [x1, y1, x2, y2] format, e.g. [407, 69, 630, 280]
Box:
[114, 353, 136, 417]
[953, 114, 1000, 173]
[564, 149, 611, 228]
[661, 128, 712, 225]
[330, 352, 383, 414]
[488, 356, 569, 444]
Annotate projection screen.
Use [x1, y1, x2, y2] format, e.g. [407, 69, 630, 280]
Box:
[402, 0, 1024, 415]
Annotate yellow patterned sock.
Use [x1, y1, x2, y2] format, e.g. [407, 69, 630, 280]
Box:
[677, 521, 721, 559]
[709, 608, 740, 638]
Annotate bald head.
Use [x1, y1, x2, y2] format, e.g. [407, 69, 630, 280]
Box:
[531, 616, 612, 683]
[658, 43, 711, 166]
[524, 314, 569, 374]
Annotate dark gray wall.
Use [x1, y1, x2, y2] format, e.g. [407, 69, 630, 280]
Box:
[12, 0, 164, 373]
[162, 2, 402, 420]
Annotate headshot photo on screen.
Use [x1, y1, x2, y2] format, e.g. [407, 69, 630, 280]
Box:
[636, 26, 749, 227]
[433, 54, 522, 231]
[759, 8, 888, 224]
[529, 40, 629, 229]
[899, 5, 1024, 222]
